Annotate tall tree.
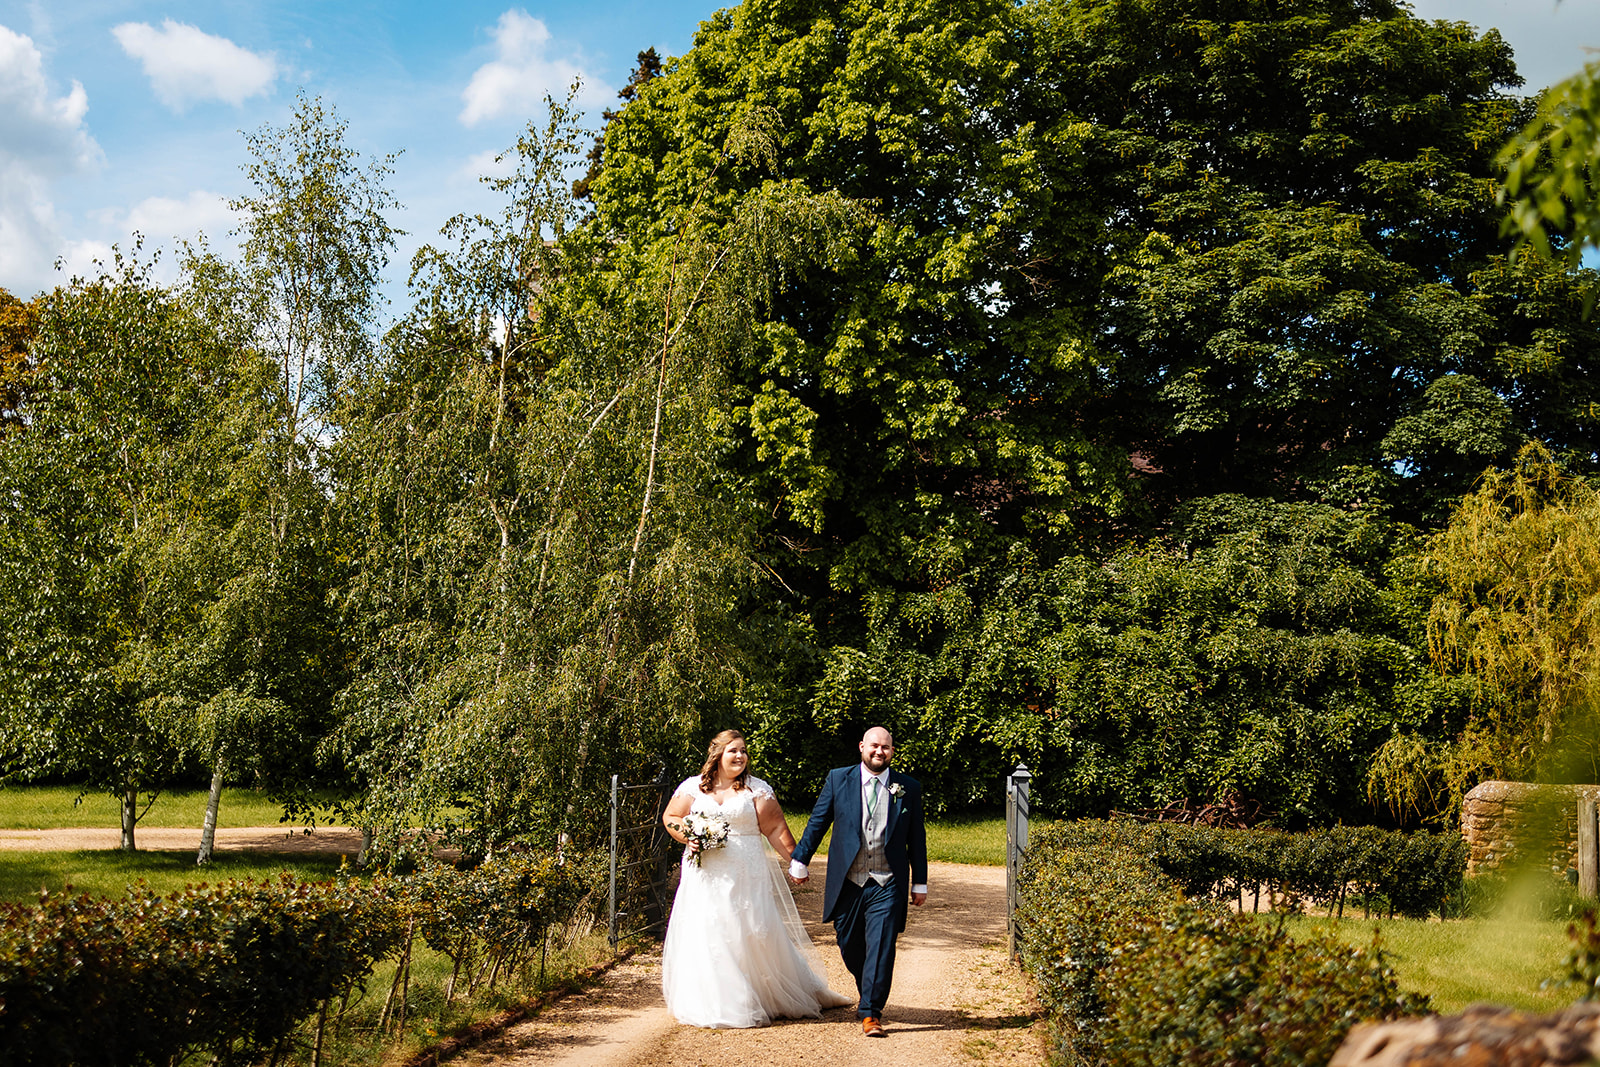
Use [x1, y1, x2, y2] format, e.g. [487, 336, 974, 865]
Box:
[0, 253, 232, 848]
[178, 93, 399, 861]
[579, 0, 1586, 798]
[330, 95, 866, 856]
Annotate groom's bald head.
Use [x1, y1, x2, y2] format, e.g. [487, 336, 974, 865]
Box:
[860, 726, 894, 771]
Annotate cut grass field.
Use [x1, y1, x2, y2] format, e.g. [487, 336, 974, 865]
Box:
[1270, 912, 1575, 1015]
[0, 785, 325, 829]
[0, 849, 348, 902]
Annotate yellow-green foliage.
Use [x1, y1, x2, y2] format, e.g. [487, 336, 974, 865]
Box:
[1374, 443, 1600, 817]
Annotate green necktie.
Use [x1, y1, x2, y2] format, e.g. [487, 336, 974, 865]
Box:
[866, 776, 881, 828]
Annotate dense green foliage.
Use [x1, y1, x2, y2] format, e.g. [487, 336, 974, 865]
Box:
[1018, 820, 1429, 1067]
[0, 876, 401, 1066]
[5, 0, 1600, 846]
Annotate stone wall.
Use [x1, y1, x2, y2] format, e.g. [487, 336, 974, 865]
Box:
[1461, 780, 1600, 875]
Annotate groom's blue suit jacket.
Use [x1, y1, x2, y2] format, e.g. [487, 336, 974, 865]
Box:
[793, 765, 928, 933]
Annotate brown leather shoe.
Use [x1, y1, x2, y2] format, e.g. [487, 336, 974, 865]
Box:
[863, 1017, 885, 1037]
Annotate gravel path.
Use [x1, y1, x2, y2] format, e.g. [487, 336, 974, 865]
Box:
[453, 860, 1043, 1067]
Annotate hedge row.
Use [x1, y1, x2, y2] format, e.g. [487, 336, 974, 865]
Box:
[1139, 822, 1469, 919]
[0, 851, 595, 1067]
[1017, 820, 1431, 1067]
[0, 875, 401, 1067]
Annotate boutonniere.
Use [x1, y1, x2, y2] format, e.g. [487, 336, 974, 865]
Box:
[888, 782, 906, 800]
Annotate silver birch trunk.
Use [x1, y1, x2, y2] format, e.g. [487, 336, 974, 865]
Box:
[197, 756, 225, 865]
[120, 786, 137, 851]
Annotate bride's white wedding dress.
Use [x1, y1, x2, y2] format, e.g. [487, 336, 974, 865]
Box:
[661, 775, 853, 1028]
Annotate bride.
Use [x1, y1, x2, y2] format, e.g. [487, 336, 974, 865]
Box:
[660, 729, 853, 1028]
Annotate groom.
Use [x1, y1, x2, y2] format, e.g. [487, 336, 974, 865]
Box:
[790, 726, 928, 1037]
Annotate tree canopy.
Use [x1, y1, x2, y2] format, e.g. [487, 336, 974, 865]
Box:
[6, 0, 1600, 843]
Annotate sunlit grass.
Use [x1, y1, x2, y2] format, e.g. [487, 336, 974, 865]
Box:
[1272, 912, 1575, 1014]
[0, 849, 349, 902]
[0, 785, 333, 830]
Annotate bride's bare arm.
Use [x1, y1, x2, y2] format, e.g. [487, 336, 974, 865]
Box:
[662, 793, 697, 850]
[754, 793, 798, 863]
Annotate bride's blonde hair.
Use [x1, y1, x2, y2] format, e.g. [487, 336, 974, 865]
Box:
[700, 729, 750, 794]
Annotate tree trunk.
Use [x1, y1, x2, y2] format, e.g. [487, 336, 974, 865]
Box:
[358, 826, 374, 868]
[120, 785, 138, 852]
[197, 755, 225, 865]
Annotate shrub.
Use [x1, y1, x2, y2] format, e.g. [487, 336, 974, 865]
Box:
[405, 850, 595, 999]
[1018, 821, 1429, 1067]
[0, 874, 403, 1066]
[1139, 821, 1468, 919]
[0, 850, 600, 1067]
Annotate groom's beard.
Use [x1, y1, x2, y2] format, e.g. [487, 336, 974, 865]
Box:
[862, 754, 890, 773]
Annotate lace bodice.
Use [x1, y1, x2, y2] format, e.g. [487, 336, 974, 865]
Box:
[674, 776, 774, 837]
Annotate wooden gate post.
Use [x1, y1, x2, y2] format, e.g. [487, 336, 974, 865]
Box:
[1579, 797, 1598, 899]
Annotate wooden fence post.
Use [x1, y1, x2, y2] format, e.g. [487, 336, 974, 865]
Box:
[1579, 797, 1598, 899]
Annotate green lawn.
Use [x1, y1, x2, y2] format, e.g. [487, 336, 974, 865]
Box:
[1275, 913, 1576, 1015]
[0, 785, 329, 830]
[0, 849, 349, 902]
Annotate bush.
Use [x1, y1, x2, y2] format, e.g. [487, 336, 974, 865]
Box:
[405, 850, 595, 999]
[0, 874, 403, 1066]
[1140, 822, 1468, 919]
[1018, 821, 1429, 1067]
[0, 850, 600, 1066]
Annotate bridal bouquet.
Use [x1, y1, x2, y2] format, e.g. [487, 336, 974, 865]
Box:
[671, 812, 731, 867]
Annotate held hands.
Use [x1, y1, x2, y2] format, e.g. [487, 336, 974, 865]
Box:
[787, 858, 810, 885]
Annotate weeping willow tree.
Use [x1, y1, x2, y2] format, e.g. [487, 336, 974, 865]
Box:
[1370, 442, 1600, 822]
[327, 93, 868, 858]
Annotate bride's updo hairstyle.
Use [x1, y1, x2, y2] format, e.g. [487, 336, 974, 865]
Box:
[700, 729, 750, 794]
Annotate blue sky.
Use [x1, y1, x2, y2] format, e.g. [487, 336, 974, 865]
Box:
[1, 0, 1597, 305]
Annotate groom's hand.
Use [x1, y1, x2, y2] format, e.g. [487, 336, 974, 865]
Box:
[788, 858, 810, 884]
[911, 891, 927, 906]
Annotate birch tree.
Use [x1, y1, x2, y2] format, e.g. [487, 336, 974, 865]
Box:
[179, 93, 398, 861]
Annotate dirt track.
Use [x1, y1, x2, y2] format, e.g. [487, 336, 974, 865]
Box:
[0, 829, 1044, 1065]
[454, 859, 1042, 1067]
[0, 826, 365, 854]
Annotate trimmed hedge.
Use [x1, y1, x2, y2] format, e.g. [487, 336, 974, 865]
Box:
[0, 875, 402, 1066]
[0, 851, 598, 1067]
[1018, 820, 1431, 1067]
[1141, 822, 1469, 919]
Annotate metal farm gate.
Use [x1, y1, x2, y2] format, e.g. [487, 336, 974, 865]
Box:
[606, 770, 677, 949]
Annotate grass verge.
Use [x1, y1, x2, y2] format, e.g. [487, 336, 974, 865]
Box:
[1270, 912, 1576, 1015]
[0, 849, 349, 902]
[0, 785, 327, 830]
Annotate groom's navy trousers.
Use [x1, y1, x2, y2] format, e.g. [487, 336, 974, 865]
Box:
[833, 876, 899, 1019]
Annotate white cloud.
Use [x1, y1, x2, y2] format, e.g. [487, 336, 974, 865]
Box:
[0, 23, 99, 295]
[72, 191, 240, 285]
[103, 190, 236, 239]
[112, 19, 276, 111]
[460, 9, 592, 126]
[458, 146, 517, 182]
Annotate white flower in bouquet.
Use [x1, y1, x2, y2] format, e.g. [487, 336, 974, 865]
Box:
[672, 811, 731, 867]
